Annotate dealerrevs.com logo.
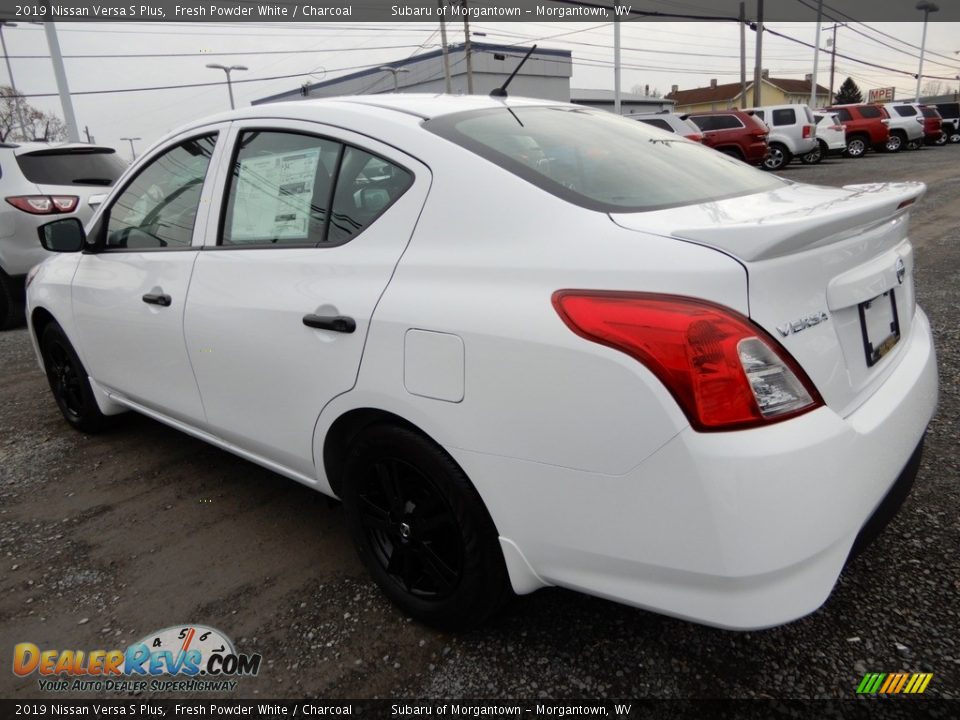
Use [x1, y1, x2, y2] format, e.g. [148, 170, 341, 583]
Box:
[13, 624, 262, 693]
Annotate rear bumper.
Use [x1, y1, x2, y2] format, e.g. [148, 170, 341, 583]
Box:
[468, 308, 938, 629]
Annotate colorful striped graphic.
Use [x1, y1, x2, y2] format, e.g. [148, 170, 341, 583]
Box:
[856, 672, 933, 694]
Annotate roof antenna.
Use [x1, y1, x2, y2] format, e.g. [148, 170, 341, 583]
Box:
[490, 45, 537, 98]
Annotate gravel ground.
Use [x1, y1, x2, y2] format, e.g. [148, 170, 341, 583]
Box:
[1, 144, 958, 701]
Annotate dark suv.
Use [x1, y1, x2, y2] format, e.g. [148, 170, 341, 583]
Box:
[825, 104, 891, 157]
[685, 110, 770, 166]
[933, 102, 959, 143]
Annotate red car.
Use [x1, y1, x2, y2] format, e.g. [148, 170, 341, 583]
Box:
[920, 105, 944, 145]
[684, 110, 769, 165]
[824, 104, 891, 158]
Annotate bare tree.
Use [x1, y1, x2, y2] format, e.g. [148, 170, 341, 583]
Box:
[0, 86, 68, 143]
[920, 80, 945, 98]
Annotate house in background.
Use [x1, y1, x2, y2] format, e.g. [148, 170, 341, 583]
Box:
[667, 71, 830, 113]
[570, 88, 674, 115]
[254, 43, 572, 105]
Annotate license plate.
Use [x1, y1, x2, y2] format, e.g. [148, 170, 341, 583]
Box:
[858, 290, 901, 367]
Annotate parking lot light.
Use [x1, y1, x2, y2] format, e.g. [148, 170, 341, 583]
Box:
[206, 63, 248, 110]
[914, 1, 939, 102]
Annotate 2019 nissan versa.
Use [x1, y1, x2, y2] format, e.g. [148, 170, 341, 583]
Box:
[26, 96, 938, 630]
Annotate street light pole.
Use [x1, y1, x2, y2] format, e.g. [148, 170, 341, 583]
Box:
[206, 64, 247, 110]
[914, 1, 939, 102]
[377, 66, 410, 92]
[120, 137, 141, 162]
[809, 0, 824, 108]
[43, 21, 80, 142]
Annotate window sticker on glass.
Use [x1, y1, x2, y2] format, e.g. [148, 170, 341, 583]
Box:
[231, 148, 322, 242]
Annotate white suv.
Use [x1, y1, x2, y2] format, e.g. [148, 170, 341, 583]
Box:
[882, 103, 925, 151]
[0, 142, 124, 329]
[748, 104, 818, 170]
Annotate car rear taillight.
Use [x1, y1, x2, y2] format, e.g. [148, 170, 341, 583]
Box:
[5, 195, 79, 215]
[684, 133, 704, 143]
[552, 291, 823, 431]
[803, 125, 813, 138]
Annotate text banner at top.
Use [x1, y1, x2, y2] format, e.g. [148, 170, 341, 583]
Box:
[2, 0, 960, 23]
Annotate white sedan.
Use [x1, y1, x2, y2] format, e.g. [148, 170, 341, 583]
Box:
[26, 95, 938, 630]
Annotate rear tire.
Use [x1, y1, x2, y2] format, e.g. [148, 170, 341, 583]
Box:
[845, 135, 868, 158]
[40, 322, 106, 433]
[0, 270, 25, 331]
[950, 129, 960, 144]
[341, 424, 511, 630]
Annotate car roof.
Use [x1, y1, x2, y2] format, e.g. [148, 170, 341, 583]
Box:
[206, 93, 571, 125]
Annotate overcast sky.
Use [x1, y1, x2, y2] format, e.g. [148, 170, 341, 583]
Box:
[4, 20, 959, 159]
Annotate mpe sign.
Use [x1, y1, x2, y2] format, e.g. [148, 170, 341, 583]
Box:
[868, 87, 896, 103]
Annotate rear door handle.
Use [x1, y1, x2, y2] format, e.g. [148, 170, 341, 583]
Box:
[142, 293, 172, 307]
[302, 314, 356, 334]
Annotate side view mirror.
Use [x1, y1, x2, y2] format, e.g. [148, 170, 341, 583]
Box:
[38, 218, 86, 253]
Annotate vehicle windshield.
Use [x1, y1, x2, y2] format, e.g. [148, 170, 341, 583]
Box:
[424, 106, 785, 213]
[17, 149, 126, 187]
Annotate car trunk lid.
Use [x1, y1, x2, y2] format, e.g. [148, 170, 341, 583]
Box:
[610, 180, 926, 417]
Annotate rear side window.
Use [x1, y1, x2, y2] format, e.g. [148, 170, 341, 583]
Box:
[425, 106, 784, 213]
[772, 108, 797, 126]
[16, 149, 125, 187]
[636, 118, 672, 131]
[328, 147, 413, 244]
[689, 114, 744, 131]
[221, 130, 412, 247]
[222, 131, 341, 247]
[859, 106, 883, 119]
[836, 108, 853, 121]
[894, 106, 917, 117]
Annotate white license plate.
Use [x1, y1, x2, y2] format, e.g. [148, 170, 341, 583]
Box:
[858, 290, 901, 367]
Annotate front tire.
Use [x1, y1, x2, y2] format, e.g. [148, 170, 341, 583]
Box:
[341, 424, 511, 630]
[762, 143, 791, 170]
[949, 129, 960, 144]
[800, 140, 824, 165]
[40, 322, 106, 433]
[884, 132, 904, 152]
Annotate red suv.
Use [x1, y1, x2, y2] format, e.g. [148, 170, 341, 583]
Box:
[920, 106, 944, 145]
[825, 104, 891, 158]
[684, 110, 769, 165]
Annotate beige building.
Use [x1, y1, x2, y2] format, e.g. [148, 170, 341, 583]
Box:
[667, 73, 830, 113]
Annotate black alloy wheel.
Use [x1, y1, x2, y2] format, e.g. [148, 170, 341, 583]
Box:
[40, 322, 106, 433]
[341, 424, 511, 629]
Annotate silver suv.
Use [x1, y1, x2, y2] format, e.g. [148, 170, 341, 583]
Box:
[748, 104, 818, 170]
[633, 112, 704, 141]
[881, 103, 925, 151]
[0, 142, 125, 329]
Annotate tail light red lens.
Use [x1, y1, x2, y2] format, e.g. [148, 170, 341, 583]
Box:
[684, 133, 704, 143]
[803, 125, 813, 138]
[5, 195, 79, 215]
[552, 291, 823, 432]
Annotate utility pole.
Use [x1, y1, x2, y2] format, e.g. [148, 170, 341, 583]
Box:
[825, 23, 843, 102]
[438, 0, 452, 93]
[43, 21, 80, 143]
[752, 0, 764, 106]
[0, 22, 29, 140]
[461, 0, 473, 94]
[614, 16, 621, 114]
[809, 0, 824, 107]
[739, 2, 747, 107]
[915, 1, 939, 102]
[120, 137, 140, 161]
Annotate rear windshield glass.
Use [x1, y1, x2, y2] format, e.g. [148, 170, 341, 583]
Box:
[16, 149, 126, 187]
[921, 107, 941, 118]
[424, 106, 784, 213]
